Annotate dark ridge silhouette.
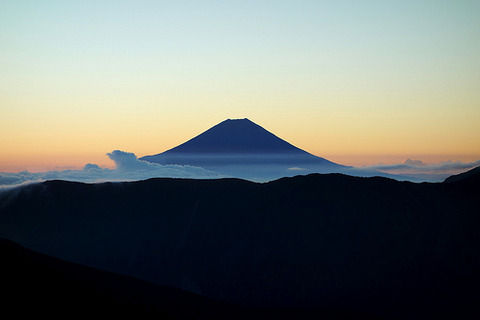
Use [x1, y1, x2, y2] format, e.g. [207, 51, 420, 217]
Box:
[140, 119, 346, 179]
[0, 238, 225, 318]
[0, 171, 479, 319]
[443, 165, 480, 184]
[0, 238, 377, 319]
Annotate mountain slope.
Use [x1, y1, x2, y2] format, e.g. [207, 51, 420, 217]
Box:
[0, 172, 479, 318]
[0, 238, 379, 319]
[444, 166, 480, 185]
[159, 118, 308, 154]
[140, 119, 345, 179]
[0, 238, 228, 318]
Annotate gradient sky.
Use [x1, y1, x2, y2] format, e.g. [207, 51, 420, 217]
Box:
[1, 1, 479, 171]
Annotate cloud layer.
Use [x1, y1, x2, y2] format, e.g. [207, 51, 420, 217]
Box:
[0, 150, 219, 189]
[363, 159, 480, 174]
[1, 151, 479, 189]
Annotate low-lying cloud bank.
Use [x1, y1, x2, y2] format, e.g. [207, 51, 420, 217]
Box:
[1, 152, 479, 189]
[285, 159, 480, 182]
[350, 159, 480, 182]
[363, 159, 480, 174]
[0, 150, 219, 189]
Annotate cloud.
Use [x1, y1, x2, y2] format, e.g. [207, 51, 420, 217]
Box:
[1, 151, 479, 188]
[404, 159, 425, 166]
[107, 150, 146, 171]
[0, 150, 220, 189]
[324, 159, 480, 183]
[361, 159, 480, 174]
[288, 167, 306, 171]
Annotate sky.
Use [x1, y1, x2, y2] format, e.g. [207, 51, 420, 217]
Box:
[1, 0, 479, 172]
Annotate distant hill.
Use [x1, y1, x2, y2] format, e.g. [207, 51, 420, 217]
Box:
[140, 118, 346, 179]
[444, 166, 480, 184]
[0, 171, 479, 318]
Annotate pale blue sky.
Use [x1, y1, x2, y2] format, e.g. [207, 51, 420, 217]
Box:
[1, 1, 479, 170]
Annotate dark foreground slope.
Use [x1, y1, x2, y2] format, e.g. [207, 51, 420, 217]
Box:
[0, 238, 369, 319]
[444, 165, 480, 185]
[0, 169, 479, 318]
[0, 238, 226, 318]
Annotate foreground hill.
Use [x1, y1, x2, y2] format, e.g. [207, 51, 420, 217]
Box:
[0, 169, 479, 318]
[0, 238, 377, 319]
[444, 165, 480, 185]
[0, 238, 226, 318]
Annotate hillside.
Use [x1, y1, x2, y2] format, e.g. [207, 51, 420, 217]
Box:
[0, 171, 479, 318]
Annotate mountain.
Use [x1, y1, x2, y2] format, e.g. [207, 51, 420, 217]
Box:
[444, 165, 480, 184]
[140, 118, 346, 179]
[0, 171, 479, 318]
[149, 118, 308, 154]
[0, 238, 229, 318]
[0, 237, 372, 319]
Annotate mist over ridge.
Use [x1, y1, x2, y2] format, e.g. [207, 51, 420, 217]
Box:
[1, 119, 479, 188]
[0, 150, 219, 189]
[141, 118, 480, 182]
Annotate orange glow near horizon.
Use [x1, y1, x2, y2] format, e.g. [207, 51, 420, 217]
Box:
[1, 113, 478, 173]
[2, 153, 479, 173]
[1, 108, 480, 172]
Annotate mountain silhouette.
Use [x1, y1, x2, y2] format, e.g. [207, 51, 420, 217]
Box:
[1, 238, 372, 319]
[0, 238, 229, 318]
[150, 118, 317, 154]
[140, 118, 346, 179]
[0, 169, 479, 318]
[444, 165, 480, 185]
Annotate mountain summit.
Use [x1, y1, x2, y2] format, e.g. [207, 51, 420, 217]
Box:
[141, 118, 345, 179]
[157, 118, 308, 155]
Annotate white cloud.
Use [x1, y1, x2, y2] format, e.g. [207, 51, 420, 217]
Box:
[358, 159, 480, 177]
[1, 151, 479, 188]
[0, 150, 220, 189]
[404, 159, 426, 166]
[287, 167, 305, 171]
